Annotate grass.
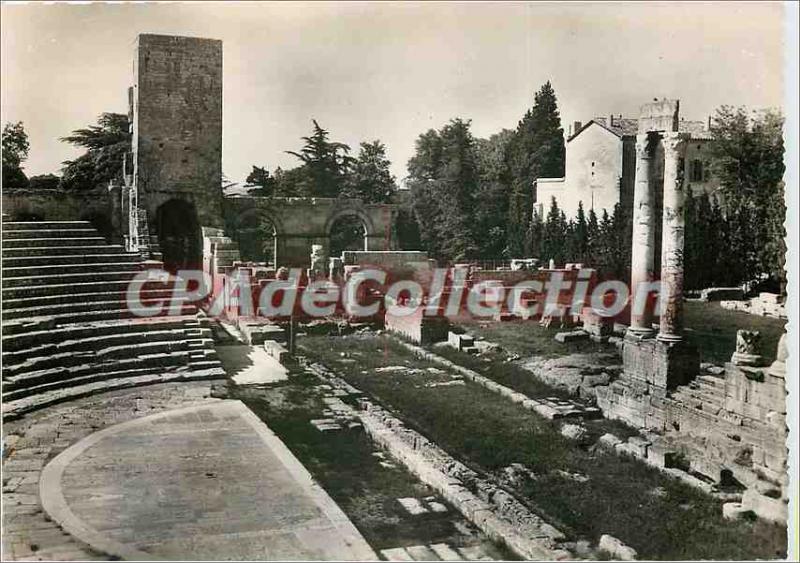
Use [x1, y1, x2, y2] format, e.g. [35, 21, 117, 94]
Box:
[227, 372, 513, 558]
[683, 301, 786, 364]
[300, 334, 787, 560]
[457, 318, 613, 359]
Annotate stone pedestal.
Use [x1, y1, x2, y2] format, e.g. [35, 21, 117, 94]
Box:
[622, 338, 699, 390]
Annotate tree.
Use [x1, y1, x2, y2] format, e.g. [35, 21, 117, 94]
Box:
[506, 82, 565, 256]
[60, 113, 130, 191]
[709, 106, 785, 289]
[286, 120, 354, 197]
[244, 165, 276, 197]
[474, 129, 514, 258]
[573, 201, 589, 263]
[406, 119, 480, 262]
[342, 140, 397, 203]
[586, 207, 600, 266]
[2, 121, 30, 189]
[28, 174, 60, 191]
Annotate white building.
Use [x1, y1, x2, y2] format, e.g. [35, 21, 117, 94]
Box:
[536, 113, 719, 220]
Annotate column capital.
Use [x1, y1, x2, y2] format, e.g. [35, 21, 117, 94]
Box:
[635, 133, 657, 158]
[662, 131, 690, 154]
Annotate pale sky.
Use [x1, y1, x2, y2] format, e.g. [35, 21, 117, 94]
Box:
[1, 1, 787, 184]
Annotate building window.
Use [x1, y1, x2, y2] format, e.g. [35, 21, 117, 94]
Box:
[690, 159, 704, 182]
[703, 161, 712, 182]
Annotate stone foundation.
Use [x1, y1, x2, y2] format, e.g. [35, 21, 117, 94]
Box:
[621, 337, 699, 390]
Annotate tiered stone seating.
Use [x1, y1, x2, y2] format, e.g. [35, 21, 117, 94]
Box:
[2, 220, 225, 419]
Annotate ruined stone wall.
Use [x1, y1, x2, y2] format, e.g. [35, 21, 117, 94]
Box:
[1, 188, 116, 240]
[133, 34, 224, 228]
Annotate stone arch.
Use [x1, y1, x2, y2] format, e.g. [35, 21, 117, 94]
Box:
[324, 206, 377, 239]
[155, 199, 201, 271]
[232, 207, 283, 266]
[327, 210, 371, 256]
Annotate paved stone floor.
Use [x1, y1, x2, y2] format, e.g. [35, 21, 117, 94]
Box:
[3, 381, 221, 561]
[39, 400, 375, 561]
[217, 344, 288, 386]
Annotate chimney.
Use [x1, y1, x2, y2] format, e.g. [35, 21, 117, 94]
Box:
[573, 121, 582, 134]
[609, 114, 614, 127]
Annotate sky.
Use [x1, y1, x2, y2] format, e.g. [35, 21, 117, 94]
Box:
[1, 1, 787, 185]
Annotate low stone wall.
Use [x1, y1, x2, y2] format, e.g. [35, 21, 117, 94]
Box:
[720, 293, 786, 319]
[2, 187, 116, 240]
[305, 362, 571, 561]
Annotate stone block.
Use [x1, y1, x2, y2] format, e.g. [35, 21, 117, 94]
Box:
[722, 502, 752, 520]
[560, 423, 587, 442]
[263, 339, 291, 363]
[597, 433, 622, 449]
[554, 330, 588, 343]
[742, 488, 788, 524]
[598, 534, 637, 561]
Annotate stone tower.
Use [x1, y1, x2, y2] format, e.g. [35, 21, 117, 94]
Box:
[131, 34, 224, 267]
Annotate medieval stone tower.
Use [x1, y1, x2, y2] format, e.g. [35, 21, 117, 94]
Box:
[131, 34, 224, 268]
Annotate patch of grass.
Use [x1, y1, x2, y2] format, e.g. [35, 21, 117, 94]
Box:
[427, 344, 571, 400]
[229, 374, 512, 557]
[300, 334, 787, 560]
[458, 319, 613, 359]
[683, 301, 786, 365]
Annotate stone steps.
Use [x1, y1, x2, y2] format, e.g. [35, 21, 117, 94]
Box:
[1, 220, 223, 415]
[2, 288, 176, 311]
[2, 228, 99, 240]
[3, 279, 176, 300]
[3, 337, 190, 376]
[2, 237, 109, 249]
[2, 220, 93, 231]
[2, 253, 142, 268]
[2, 269, 142, 288]
[3, 350, 193, 392]
[2, 261, 145, 277]
[2, 245, 128, 257]
[2, 317, 192, 351]
[1, 367, 225, 421]
[3, 328, 192, 365]
[5, 305, 198, 329]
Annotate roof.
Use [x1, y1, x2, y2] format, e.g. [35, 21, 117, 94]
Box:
[568, 116, 714, 142]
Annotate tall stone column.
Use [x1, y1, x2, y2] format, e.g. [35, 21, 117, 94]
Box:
[658, 133, 689, 342]
[627, 133, 657, 339]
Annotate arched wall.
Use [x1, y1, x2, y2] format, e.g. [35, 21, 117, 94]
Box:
[222, 197, 398, 268]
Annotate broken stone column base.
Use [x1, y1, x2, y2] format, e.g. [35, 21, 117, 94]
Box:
[622, 337, 699, 390]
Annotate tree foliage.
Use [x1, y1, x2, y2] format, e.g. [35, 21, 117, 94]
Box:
[60, 113, 130, 191]
[407, 119, 480, 262]
[286, 119, 355, 197]
[342, 140, 397, 203]
[505, 81, 565, 256]
[708, 106, 785, 289]
[2, 121, 30, 189]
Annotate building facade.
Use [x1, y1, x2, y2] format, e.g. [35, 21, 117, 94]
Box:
[536, 107, 720, 220]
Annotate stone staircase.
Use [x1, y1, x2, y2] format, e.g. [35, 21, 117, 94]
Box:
[670, 374, 727, 416]
[2, 220, 224, 420]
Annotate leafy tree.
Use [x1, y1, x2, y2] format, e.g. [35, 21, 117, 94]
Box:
[573, 201, 589, 263]
[474, 130, 514, 258]
[287, 120, 354, 197]
[244, 165, 276, 197]
[342, 140, 397, 203]
[28, 174, 60, 191]
[586, 207, 600, 266]
[2, 121, 30, 189]
[60, 113, 130, 191]
[406, 120, 480, 262]
[709, 106, 785, 289]
[506, 82, 565, 256]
